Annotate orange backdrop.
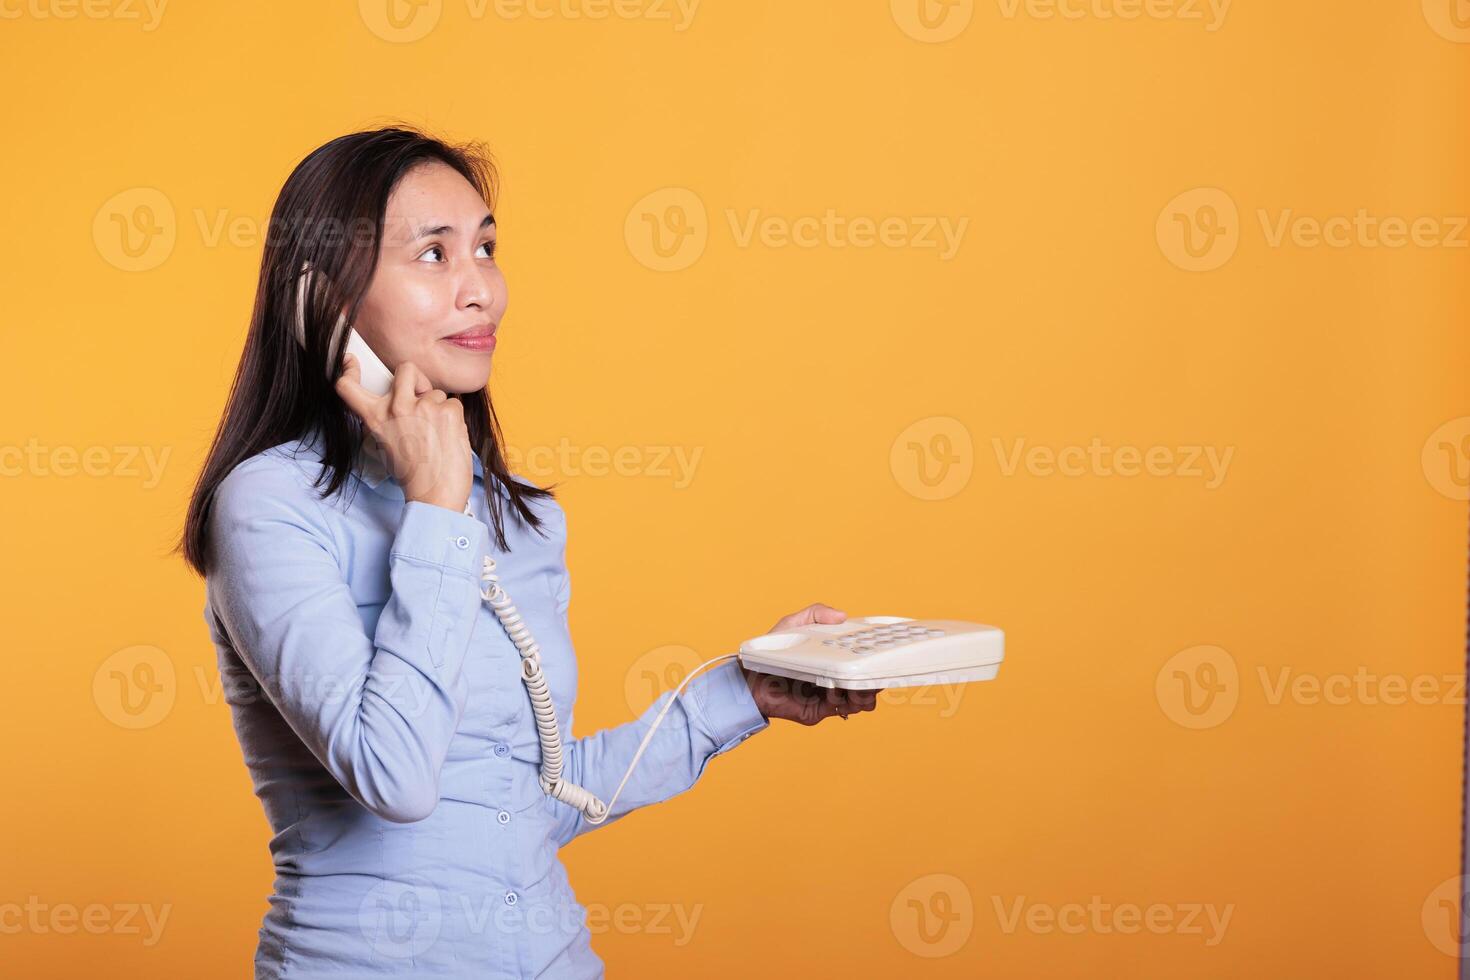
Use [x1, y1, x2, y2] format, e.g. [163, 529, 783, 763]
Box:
[2, 1, 1468, 976]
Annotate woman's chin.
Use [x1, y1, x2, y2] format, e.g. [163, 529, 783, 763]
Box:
[438, 357, 492, 394]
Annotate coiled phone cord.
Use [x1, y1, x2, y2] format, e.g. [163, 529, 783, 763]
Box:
[464, 500, 739, 826]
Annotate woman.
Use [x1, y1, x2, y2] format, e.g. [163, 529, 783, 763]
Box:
[176, 126, 877, 978]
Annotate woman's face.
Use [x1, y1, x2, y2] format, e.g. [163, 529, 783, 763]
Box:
[351, 160, 505, 395]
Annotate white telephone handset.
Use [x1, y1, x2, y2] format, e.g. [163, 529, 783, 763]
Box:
[292, 265, 394, 397]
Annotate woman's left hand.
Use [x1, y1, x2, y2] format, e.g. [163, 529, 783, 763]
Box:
[738, 603, 881, 725]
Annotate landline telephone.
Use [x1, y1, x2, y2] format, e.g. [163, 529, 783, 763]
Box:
[293, 265, 1006, 825]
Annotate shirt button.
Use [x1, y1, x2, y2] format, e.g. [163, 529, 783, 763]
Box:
[493, 743, 510, 758]
[453, 535, 470, 550]
[497, 810, 511, 825]
[504, 891, 518, 906]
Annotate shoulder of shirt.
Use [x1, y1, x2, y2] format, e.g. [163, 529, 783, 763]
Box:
[211, 437, 335, 529]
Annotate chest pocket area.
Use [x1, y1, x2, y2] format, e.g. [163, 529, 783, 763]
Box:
[457, 603, 527, 735]
[464, 570, 573, 740]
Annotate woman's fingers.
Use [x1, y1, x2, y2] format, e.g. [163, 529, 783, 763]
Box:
[769, 602, 847, 633]
[389, 360, 427, 415]
[830, 688, 875, 718]
[746, 673, 880, 726]
[334, 353, 382, 421]
[332, 354, 472, 512]
[809, 603, 847, 625]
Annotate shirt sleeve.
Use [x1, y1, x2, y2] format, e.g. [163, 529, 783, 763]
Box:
[205, 456, 489, 823]
[545, 564, 770, 846]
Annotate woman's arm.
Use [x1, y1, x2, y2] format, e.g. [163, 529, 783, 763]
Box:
[207, 455, 488, 823]
[546, 658, 769, 846]
[542, 566, 770, 845]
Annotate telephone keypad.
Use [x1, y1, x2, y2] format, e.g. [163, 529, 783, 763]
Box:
[827, 623, 946, 654]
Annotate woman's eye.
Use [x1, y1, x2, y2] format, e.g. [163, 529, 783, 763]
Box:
[418, 245, 445, 263]
[477, 240, 497, 260]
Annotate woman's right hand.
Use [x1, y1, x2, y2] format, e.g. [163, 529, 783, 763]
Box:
[335, 353, 473, 513]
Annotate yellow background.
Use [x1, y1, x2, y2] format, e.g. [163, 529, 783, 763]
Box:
[2, 0, 1467, 976]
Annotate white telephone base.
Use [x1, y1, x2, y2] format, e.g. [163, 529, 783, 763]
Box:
[737, 616, 1005, 690]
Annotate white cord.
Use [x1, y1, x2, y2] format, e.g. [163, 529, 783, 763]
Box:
[464, 499, 740, 826]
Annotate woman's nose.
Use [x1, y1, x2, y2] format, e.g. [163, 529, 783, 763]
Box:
[456, 265, 498, 311]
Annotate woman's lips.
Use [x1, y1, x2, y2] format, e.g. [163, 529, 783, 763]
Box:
[443, 327, 497, 352]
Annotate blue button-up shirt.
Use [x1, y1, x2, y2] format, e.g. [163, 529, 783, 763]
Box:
[202, 427, 769, 977]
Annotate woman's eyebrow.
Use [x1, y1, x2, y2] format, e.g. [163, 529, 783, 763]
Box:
[410, 214, 496, 241]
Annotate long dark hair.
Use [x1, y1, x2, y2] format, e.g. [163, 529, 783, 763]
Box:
[175, 125, 554, 578]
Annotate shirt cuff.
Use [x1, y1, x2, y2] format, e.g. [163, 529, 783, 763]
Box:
[684, 658, 770, 752]
[391, 500, 488, 578]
